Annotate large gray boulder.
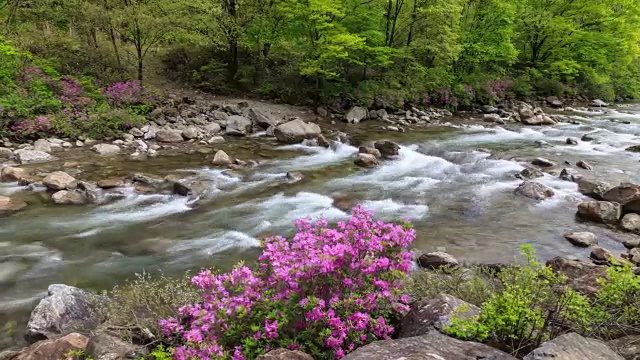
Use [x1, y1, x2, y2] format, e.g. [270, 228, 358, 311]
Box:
[546, 257, 607, 296]
[42, 171, 76, 191]
[602, 183, 640, 213]
[274, 119, 321, 144]
[249, 108, 279, 129]
[374, 140, 400, 158]
[0, 196, 27, 216]
[607, 335, 640, 360]
[33, 139, 52, 153]
[577, 201, 621, 224]
[342, 330, 516, 360]
[51, 190, 87, 205]
[578, 179, 611, 200]
[155, 129, 183, 143]
[345, 106, 368, 124]
[515, 181, 555, 200]
[91, 144, 121, 155]
[399, 294, 480, 338]
[86, 331, 141, 360]
[25, 284, 103, 343]
[14, 150, 56, 164]
[226, 115, 253, 136]
[524, 333, 622, 360]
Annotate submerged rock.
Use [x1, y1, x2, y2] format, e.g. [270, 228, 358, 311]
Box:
[524, 333, 622, 360]
[285, 171, 304, 183]
[0, 196, 27, 216]
[354, 153, 379, 168]
[625, 145, 640, 153]
[577, 201, 621, 224]
[566, 137, 579, 145]
[517, 167, 544, 180]
[515, 181, 555, 200]
[398, 294, 480, 338]
[51, 190, 87, 205]
[576, 160, 593, 170]
[563, 232, 598, 247]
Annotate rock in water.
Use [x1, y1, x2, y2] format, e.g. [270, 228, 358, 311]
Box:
[358, 146, 382, 158]
[374, 140, 400, 158]
[522, 114, 556, 125]
[515, 181, 555, 200]
[33, 139, 52, 153]
[51, 190, 87, 205]
[25, 284, 102, 343]
[578, 179, 611, 200]
[42, 171, 76, 191]
[249, 108, 279, 129]
[211, 150, 232, 166]
[524, 333, 622, 360]
[91, 144, 121, 155]
[354, 153, 379, 168]
[0, 196, 27, 216]
[577, 201, 621, 224]
[566, 137, 579, 145]
[576, 160, 593, 170]
[274, 119, 321, 144]
[621, 213, 640, 233]
[590, 246, 616, 265]
[155, 129, 183, 143]
[517, 167, 544, 180]
[285, 172, 304, 183]
[531, 157, 556, 167]
[0, 167, 29, 182]
[563, 232, 598, 247]
[417, 252, 459, 270]
[602, 183, 640, 213]
[342, 330, 516, 360]
[560, 168, 582, 182]
[14, 150, 56, 164]
[591, 99, 609, 107]
[399, 295, 480, 338]
[226, 115, 253, 136]
[182, 126, 199, 139]
[0, 147, 13, 158]
[345, 106, 367, 124]
[546, 257, 607, 296]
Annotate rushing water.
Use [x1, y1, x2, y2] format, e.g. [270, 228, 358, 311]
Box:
[2, 104, 640, 347]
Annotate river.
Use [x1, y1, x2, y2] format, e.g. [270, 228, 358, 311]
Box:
[2, 103, 640, 347]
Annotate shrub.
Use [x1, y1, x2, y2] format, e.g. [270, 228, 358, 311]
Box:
[101, 81, 158, 114]
[160, 206, 416, 360]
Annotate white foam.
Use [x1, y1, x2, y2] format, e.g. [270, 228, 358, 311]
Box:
[272, 143, 358, 171]
[172, 231, 261, 256]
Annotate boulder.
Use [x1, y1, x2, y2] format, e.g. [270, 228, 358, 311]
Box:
[316, 107, 329, 118]
[223, 104, 241, 115]
[549, 99, 563, 108]
[560, 168, 582, 182]
[515, 181, 555, 200]
[25, 284, 102, 343]
[129, 128, 144, 137]
[607, 335, 640, 360]
[33, 139, 52, 153]
[398, 294, 480, 338]
[532, 158, 556, 167]
[345, 106, 368, 124]
[51, 190, 87, 205]
[524, 333, 622, 360]
[621, 213, 640, 233]
[11, 333, 89, 360]
[155, 129, 183, 143]
[97, 178, 124, 189]
[354, 153, 379, 168]
[211, 150, 232, 166]
[374, 140, 400, 158]
[418, 252, 459, 270]
[602, 184, 640, 213]
[577, 201, 621, 224]
[226, 115, 253, 136]
[42, 171, 76, 191]
[522, 114, 556, 125]
[358, 146, 382, 158]
[86, 331, 141, 360]
[566, 138, 579, 145]
[563, 232, 597, 247]
[204, 123, 222, 134]
[90, 144, 121, 155]
[546, 257, 607, 296]
[332, 193, 356, 212]
[342, 330, 516, 360]
[0, 196, 27, 216]
[0, 167, 29, 182]
[286, 171, 304, 183]
[0, 147, 13, 158]
[482, 105, 499, 113]
[623, 239, 640, 250]
[576, 160, 593, 170]
[14, 150, 56, 164]
[483, 113, 503, 123]
[578, 179, 611, 200]
[591, 99, 609, 107]
[182, 126, 199, 140]
[581, 134, 597, 142]
[256, 349, 314, 360]
[274, 119, 321, 144]
[519, 103, 535, 119]
[517, 167, 545, 180]
[368, 110, 378, 119]
[212, 110, 228, 121]
[627, 248, 640, 265]
[377, 109, 389, 120]
[625, 145, 640, 153]
[249, 108, 279, 129]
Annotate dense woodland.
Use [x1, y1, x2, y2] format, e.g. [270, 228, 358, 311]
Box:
[1, 0, 640, 111]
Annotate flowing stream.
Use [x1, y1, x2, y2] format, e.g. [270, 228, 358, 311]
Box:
[2, 104, 640, 347]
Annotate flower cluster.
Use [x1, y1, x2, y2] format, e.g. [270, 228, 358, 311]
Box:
[486, 78, 513, 103]
[160, 206, 416, 359]
[10, 116, 52, 135]
[102, 81, 157, 107]
[426, 87, 460, 109]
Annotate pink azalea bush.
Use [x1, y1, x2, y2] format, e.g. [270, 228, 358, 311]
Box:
[102, 81, 157, 107]
[160, 206, 416, 359]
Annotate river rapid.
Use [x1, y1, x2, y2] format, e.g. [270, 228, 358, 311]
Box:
[2, 103, 640, 347]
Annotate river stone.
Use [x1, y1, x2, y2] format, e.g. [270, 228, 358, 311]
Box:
[576, 160, 593, 170]
[625, 145, 640, 153]
[25, 284, 102, 343]
[97, 178, 124, 189]
[519, 103, 535, 119]
[418, 252, 459, 270]
[223, 104, 242, 115]
[332, 193, 356, 212]
[627, 248, 640, 265]
[517, 167, 544, 180]
[560, 168, 582, 182]
[623, 239, 640, 250]
[286, 171, 304, 183]
[204, 123, 221, 134]
[317, 134, 330, 148]
[590, 246, 616, 265]
[0, 167, 28, 182]
[621, 213, 640, 233]
[532, 157, 555, 167]
[86, 331, 141, 360]
[602, 183, 640, 213]
[226, 115, 253, 136]
[578, 179, 611, 200]
[522, 114, 556, 125]
[317, 107, 329, 118]
[563, 232, 598, 247]
[354, 153, 379, 168]
[566, 137, 579, 145]
[155, 129, 183, 143]
[342, 329, 516, 360]
[377, 109, 389, 120]
[546, 257, 607, 296]
[42, 171, 76, 191]
[51, 190, 87, 205]
[182, 126, 199, 140]
[607, 335, 640, 360]
[0, 196, 27, 216]
[249, 108, 279, 129]
[0, 147, 13, 158]
[591, 99, 609, 107]
[207, 136, 225, 144]
[374, 140, 400, 158]
[33, 139, 52, 153]
[211, 150, 232, 166]
[524, 333, 622, 360]
[14, 150, 56, 164]
[515, 181, 555, 200]
[577, 201, 621, 224]
[345, 106, 367, 124]
[274, 119, 321, 144]
[129, 128, 144, 137]
[483, 113, 502, 123]
[12, 333, 90, 360]
[358, 146, 382, 158]
[581, 133, 597, 141]
[399, 294, 480, 338]
[257, 349, 313, 360]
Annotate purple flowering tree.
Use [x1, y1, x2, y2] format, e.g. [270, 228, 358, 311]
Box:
[160, 206, 416, 359]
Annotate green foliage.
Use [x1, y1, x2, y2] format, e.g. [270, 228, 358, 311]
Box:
[63, 349, 94, 360]
[149, 345, 174, 360]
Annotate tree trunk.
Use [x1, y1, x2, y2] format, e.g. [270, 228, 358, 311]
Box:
[109, 28, 121, 68]
[137, 46, 143, 82]
[228, 38, 238, 83]
[406, 0, 417, 46]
